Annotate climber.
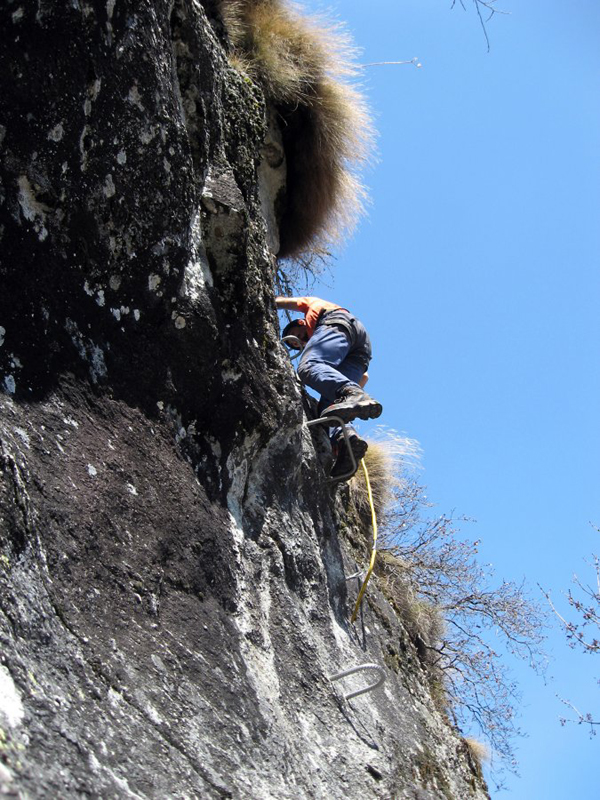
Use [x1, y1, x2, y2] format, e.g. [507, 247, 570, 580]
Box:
[275, 295, 382, 478]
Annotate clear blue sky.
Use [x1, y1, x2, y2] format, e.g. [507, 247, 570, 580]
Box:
[298, 0, 600, 796]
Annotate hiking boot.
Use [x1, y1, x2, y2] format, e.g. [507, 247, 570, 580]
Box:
[330, 430, 368, 480]
[321, 384, 383, 424]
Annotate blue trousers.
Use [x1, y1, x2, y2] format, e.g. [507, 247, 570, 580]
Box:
[297, 312, 372, 411]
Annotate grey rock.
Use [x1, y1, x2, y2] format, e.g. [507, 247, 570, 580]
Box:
[0, 2, 489, 798]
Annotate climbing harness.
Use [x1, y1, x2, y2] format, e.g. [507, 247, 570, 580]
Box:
[350, 459, 378, 623]
[329, 663, 386, 701]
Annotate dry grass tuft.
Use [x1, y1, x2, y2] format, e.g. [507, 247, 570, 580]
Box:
[350, 428, 421, 518]
[463, 737, 491, 767]
[218, 0, 375, 259]
[377, 551, 445, 668]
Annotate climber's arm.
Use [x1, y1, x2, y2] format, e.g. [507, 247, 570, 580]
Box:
[275, 296, 305, 311]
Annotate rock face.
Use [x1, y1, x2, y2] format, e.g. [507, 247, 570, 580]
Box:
[0, 2, 489, 798]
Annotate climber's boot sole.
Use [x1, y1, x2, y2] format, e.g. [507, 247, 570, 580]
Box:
[321, 397, 383, 424]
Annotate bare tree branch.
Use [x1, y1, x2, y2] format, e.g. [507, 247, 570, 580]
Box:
[276, 249, 335, 299]
[542, 530, 600, 732]
[450, 0, 510, 52]
[375, 479, 547, 780]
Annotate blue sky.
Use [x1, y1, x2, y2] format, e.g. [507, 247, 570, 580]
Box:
[296, 0, 600, 795]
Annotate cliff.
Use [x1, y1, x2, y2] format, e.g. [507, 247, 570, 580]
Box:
[0, 2, 489, 797]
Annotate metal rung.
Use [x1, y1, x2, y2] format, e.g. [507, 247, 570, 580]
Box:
[281, 335, 303, 360]
[307, 415, 357, 483]
[329, 663, 386, 700]
[345, 570, 366, 582]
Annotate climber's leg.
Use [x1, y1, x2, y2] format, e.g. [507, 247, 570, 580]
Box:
[299, 322, 382, 425]
[297, 325, 354, 399]
[330, 425, 369, 480]
[311, 352, 370, 479]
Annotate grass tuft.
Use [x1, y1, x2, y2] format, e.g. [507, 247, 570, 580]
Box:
[377, 551, 445, 669]
[463, 737, 491, 767]
[218, 0, 375, 259]
[350, 428, 421, 518]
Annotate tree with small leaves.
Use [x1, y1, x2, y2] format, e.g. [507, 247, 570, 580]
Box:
[350, 441, 548, 787]
[542, 530, 600, 735]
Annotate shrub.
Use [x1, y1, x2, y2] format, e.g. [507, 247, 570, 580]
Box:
[542, 531, 600, 734]
[345, 429, 547, 783]
[382, 480, 547, 782]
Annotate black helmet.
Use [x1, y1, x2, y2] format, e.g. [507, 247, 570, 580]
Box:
[282, 318, 304, 338]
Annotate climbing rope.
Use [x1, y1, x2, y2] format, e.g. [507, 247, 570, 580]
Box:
[350, 458, 378, 623]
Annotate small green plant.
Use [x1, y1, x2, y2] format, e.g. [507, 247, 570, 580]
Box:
[412, 746, 453, 800]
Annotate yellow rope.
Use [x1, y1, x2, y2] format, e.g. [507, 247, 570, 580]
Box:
[350, 458, 378, 623]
